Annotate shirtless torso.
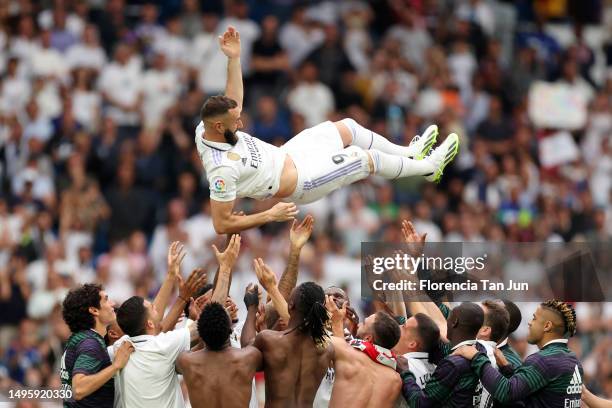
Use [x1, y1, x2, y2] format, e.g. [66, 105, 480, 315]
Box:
[254, 329, 333, 408]
[329, 336, 402, 408]
[176, 346, 262, 408]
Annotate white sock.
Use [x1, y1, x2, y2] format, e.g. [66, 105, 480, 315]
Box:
[341, 118, 412, 157]
[368, 149, 435, 179]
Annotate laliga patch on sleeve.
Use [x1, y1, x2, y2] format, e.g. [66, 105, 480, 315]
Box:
[212, 177, 227, 193]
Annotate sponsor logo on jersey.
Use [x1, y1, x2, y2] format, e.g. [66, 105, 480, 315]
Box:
[566, 365, 582, 394]
[227, 152, 241, 161]
[244, 135, 261, 169]
[213, 177, 226, 193]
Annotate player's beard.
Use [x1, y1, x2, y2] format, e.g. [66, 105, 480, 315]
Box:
[224, 129, 238, 145]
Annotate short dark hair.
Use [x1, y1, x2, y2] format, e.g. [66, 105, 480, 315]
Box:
[198, 302, 231, 350]
[200, 95, 237, 121]
[414, 313, 441, 353]
[62, 283, 103, 333]
[453, 302, 485, 338]
[482, 300, 510, 343]
[373, 312, 401, 349]
[116, 296, 147, 337]
[501, 299, 522, 336]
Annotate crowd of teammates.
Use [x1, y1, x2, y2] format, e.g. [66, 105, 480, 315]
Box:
[58, 219, 611, 408]
[0, 0, 611, 406]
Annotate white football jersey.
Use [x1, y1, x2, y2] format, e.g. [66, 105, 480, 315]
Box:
[195, 121, 287, 202]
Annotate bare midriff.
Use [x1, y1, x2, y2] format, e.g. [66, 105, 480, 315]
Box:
[275, 154, 298, 198]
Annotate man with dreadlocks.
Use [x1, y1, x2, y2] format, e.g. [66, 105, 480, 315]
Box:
[252, 281, 332, 407]
[454, 300, 583, 408]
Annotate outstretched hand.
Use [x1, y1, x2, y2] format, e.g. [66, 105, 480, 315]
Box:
[290, 215, 314, 249]
[167, 241, 186, 280]
[244, 283, 259, 309]
[179, 268, 207, 301]
[218, 26, 241, 58]
[213, 234, 241, 270]
[401, 220, 427, 258]
[253, 258, 277, 290]
[325, 295, 347, 324]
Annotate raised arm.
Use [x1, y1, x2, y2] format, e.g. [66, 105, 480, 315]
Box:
[153, 241, 185, 315]
[400, 220, 448, 339]
[241, 283, 260, 347]
[254, 258, 290, 326]
[72, 341, 133, 401]
[278, 215, 314, 300]
[210, 199, 298, 235]
[211, 234, 241, 303]
[453, 346, 550, 404]
[160, 268, 207, 332]
[219, 26, 243, 110]
[325, 295, 347, 337]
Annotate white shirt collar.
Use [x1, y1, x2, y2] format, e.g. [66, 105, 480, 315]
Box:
[199, 133, 236, 152]
[451, 339, 477, 351]
[404, 351, 429, 359]
[542, 339, 568, 348]
[497, 338, 508, 349]
[480, 340, 497, 348]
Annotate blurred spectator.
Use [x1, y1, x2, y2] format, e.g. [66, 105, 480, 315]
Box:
[0, 58, 31, 116]
[153, 16, 190, 69]
[105, 160, 155, 243]
[249, 15, 289, 101]
[279, 6, 324, 68]
[30, 30, 69, 81]
[180, 0, 202, 39]
[141, 53, 180, 130]
[475, 96, 514, 157]
[190, 12, 225, 94]
[287, 61, 334, 127]
[306, 24, 354, 90]
[252, 96, 291, 145]
[219, 0, 260, 75]
[65, 24, 107, 72]
[99, 43, 142, 127]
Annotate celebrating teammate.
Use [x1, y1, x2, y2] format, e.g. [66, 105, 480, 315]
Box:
[195, 27, 459, 234]
[454, 300, 583, 407]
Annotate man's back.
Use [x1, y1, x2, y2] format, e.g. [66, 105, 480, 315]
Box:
[329, 337, 402, 408]
[177, 346, 261, 408]
[255, 329, 332, 408]
[113, 329, 190, 408]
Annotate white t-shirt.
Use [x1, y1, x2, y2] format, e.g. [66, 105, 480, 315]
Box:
[65, 44, 107, 71]
[98, 62, 142, 125]
[195, 122, 287, 202]
[110, 328, 190, 408]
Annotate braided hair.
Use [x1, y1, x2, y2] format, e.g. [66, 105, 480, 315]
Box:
[541, 300, 577, 338]
[293, 282, 330, 348]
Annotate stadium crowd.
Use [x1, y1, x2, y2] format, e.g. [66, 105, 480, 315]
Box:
[0, 0, 611, 406]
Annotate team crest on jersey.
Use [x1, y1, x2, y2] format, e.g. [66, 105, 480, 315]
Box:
[227, 152, 241, 161]
[213, 177, 226, 193]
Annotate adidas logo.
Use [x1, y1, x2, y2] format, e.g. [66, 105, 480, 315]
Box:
[566, 365, 582, 394]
